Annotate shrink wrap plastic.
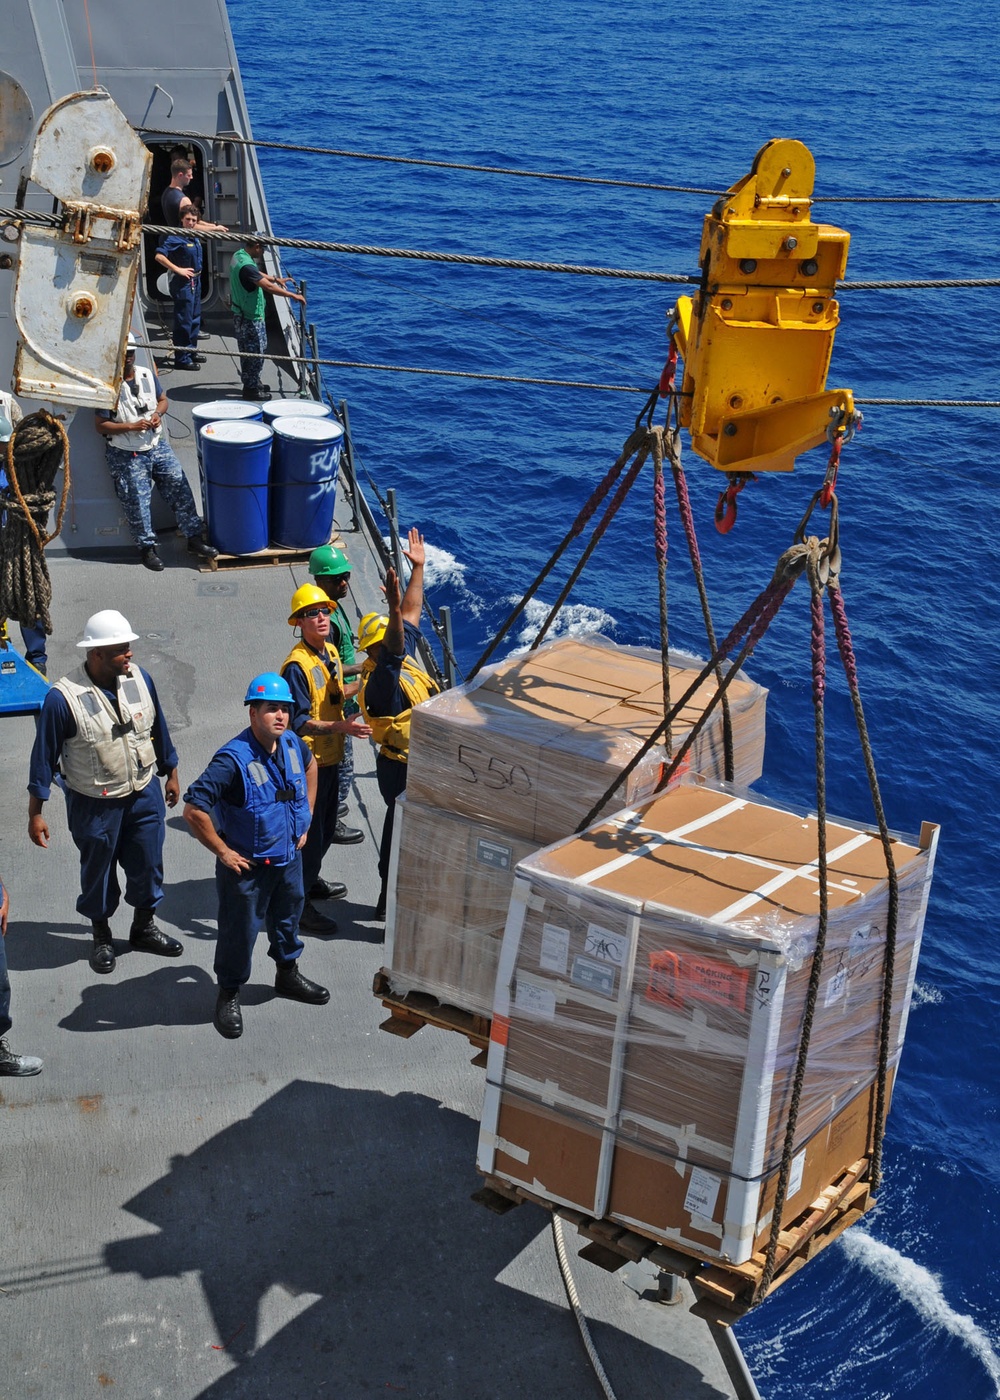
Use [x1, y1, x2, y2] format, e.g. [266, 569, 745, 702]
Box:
[386, 636, 768, 1016]
[477, 781, 938, 1263]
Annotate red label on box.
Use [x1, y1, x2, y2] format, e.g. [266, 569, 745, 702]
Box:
[490, 1013, 510, 1047]
[646, 951, 749, 1011]
[646, 950, 682, 1007]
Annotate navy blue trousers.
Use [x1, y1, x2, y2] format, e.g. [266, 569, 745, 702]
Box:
[375, 754, 408, 899]
[64, 781, 166, 922]
[301, 762, 341, 893]
[0, 924, 11, 1038]
[170, 275, 201, 361]
[214, 856, 305, 990]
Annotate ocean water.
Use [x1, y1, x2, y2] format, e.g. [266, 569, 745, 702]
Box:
[227, 2, 999, 1396]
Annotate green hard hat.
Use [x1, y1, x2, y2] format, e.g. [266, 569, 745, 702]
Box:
[308, 544, 351, 577]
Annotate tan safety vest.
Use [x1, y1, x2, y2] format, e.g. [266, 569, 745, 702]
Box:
[358, 655, 438, 763]
[54, 665, 158, 798]
[281, 640, 346, 767]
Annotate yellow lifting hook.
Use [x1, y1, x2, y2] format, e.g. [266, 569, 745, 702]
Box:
[671, 138, 856, 474]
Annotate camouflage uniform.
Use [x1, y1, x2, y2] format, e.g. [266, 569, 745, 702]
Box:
[105, 442, 204, 549]
[233, 311, 267, 392]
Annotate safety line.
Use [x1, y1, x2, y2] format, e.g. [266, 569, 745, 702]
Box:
[137, 128, 999, 204]
[135, 343, 1000, 406]
[3, 209, 998, 289]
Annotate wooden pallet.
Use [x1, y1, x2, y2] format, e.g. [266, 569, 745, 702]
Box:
[196, 534, 347, 572]
[373, 970, 491, 1063]
[474, 1158, 875, 1326]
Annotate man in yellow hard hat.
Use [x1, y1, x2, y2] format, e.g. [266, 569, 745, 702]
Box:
[281, 584, 371, 933]
[357, 528, 440, 921]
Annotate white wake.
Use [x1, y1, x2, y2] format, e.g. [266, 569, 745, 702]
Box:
[841, 1229, 1000, 1392]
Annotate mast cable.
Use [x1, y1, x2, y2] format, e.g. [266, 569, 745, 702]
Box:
[136, 127, 999, 204]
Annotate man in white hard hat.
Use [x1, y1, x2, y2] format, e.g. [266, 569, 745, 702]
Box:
[27, 610, 184, 975]
[95, 334, 218, 571]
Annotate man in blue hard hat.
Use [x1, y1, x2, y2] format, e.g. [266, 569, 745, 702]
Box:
[308, 544, 365, 819]
[182, 673, 330, 1040]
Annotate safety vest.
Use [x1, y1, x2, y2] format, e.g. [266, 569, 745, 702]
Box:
[106, 367, 160, 452]
[55, 665, 158, 799]
[281, 640, 346, 767]
[215, 728, 311, 865]
[358, 655, 439, 763]
[229, 248, 265, 322]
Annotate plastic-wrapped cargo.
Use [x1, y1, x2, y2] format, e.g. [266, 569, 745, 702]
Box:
[405, 635, 768, 845]
[386, 792, 538, 1015]
[478, 781, 938, 1265]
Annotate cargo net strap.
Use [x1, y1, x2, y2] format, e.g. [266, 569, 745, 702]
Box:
[0, 413, 70, 636]
[752, 487, 899, 1303]
[467, 390, 737, 772]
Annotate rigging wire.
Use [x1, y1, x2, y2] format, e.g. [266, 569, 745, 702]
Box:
[137, 127, 999, 204]
[3, 209, 998, 290]
[135, 342, 1000, 406]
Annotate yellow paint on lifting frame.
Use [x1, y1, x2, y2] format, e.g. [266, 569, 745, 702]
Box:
[672, 138, 854, 473]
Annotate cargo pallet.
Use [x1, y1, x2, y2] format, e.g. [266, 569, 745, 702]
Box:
[195, 534, 346, 573]
[373, 970, 491, 1065]
[473, 1156, 874, 1326]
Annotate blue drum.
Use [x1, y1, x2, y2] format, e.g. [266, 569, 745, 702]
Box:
[262, 398, 332, 424]
[191, 399, 263, 465]
[201, 420, 273, 556]
[269, 415, 344, 550]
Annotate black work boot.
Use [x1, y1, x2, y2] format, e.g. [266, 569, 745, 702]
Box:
[214, 988, 243, 1039]
[0, 1038, 43, 1077]
[298, 901, 339, 934]
[129, 909, 183, 957]
[90, 919, 116, 974]
[328, 822, 364, 845]
[186, 533, 218, 560]
[140, 546, 165, 572]
[274, 963, 330, 1004]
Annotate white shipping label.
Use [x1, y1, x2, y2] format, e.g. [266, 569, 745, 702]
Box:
[788, 1148, 806, 1200]
[684, 1166, 721, 1220]
[585, 923, 628, 966]
[824, 966, 848, 1007]
[539, 923, 570, 975]
[514, 980, 556, 1022]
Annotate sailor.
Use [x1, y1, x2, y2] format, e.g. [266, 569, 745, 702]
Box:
[0, 388, 48, 674]
[356, 528, 440, 920]
[307, 544, 365, 814]
[181, 673, 331, 1040]
[160, 157, 226, 233]
[0, 875, 43, 1078]
[27, 610, 185, 975]
[229, 233, 306, 402]
[154, 206, 204, 370]
[281, 585, 370, 932]
[95, 334, 218, 571]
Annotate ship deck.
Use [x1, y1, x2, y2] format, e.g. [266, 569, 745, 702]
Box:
[0, 336, 746, 1399]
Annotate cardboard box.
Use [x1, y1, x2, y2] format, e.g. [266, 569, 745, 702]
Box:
[385, 795, 538, 1014]
[478, 781, 938, 1262]
[406, 636, 768, 845]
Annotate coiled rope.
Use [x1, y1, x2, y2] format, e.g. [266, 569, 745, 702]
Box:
[0, 413, 70, 635]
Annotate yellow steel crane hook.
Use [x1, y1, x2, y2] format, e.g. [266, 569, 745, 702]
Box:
[671, 138, 856, 475]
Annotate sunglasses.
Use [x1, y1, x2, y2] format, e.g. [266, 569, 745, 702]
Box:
[300, 606, 332, 619]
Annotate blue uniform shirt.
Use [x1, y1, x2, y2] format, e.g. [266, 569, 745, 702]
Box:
[364, 620, 423, 718]
[183, 730, 313, 813]
[28, 666, 178, 802]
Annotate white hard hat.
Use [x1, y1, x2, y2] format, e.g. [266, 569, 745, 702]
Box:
[77, 610, 140, 649]
[126, 332, 137, 350]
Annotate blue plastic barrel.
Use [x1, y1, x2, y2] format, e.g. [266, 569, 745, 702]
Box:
[269, 416, 344, 550]
[191, 400, 263, 465]
[262, 398, 332, 424]
[201, 420, 273, 556]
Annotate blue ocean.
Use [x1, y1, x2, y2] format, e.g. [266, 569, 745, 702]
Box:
[228, 2, 999, 1395]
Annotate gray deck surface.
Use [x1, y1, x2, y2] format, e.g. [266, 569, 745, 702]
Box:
[0, 334, 742, 1399]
